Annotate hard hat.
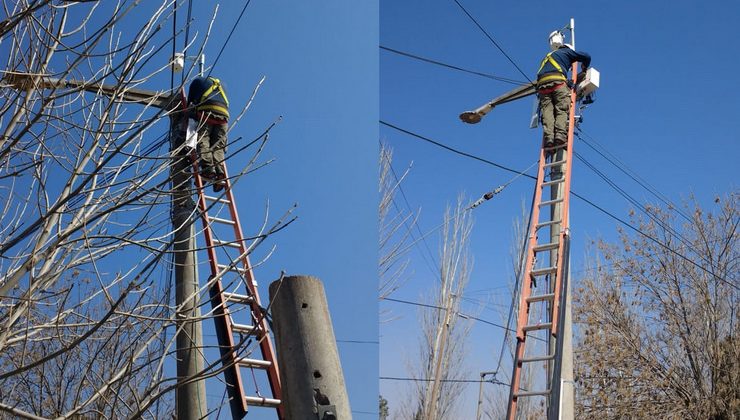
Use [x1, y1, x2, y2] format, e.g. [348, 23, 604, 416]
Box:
[549, 31, 564, 50]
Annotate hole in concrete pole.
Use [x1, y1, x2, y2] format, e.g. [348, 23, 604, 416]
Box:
[313, 370, 322, 378]
[302, 302, 308, 309]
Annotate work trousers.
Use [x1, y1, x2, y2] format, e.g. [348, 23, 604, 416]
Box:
[197, 117, 228, 170]
[538, 82, 571, 144]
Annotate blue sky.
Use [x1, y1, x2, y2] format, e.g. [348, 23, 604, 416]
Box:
[380, 0, 738, 417]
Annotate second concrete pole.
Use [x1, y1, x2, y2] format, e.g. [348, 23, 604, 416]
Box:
[269, 275, 351, 419]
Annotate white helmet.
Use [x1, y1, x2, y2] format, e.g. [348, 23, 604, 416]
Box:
[549, 30, 564, 50]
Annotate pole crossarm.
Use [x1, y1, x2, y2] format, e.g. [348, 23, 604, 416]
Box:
[2, 72, 175, 110]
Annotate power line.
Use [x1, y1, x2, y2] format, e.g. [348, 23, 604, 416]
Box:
[576, 128, 693, 223]
[451, 0, 533, 84]
[380, 120, 531, 178]
[381, 120, 737, 290]
[380, 45, 528, 86]
[336, 339, 379, 344]
[380, 376, 508, 385]
[574, 150, 738, 291]
[383, 297, 516, 334]
[207, 0, 253, 78]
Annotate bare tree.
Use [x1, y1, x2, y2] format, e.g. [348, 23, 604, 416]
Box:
[397, 196, 474, 420]
[379, 141, 415, 302]
[0, 2, 289, 418]
[574, 193, 739, 419]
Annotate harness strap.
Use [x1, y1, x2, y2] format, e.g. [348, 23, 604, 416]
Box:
[537, 82, 566, 95]
[537, 51, 564, 75]
[197, 77, 230, 118]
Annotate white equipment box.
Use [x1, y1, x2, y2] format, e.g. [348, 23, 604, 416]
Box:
[577, 67, 600, 97]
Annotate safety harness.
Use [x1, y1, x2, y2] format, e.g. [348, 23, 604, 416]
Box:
[196, 77, 230, 118]
[537, 52, 567, 83]
[536, 51, 569, 94]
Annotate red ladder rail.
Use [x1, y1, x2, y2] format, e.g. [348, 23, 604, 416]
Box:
[191, 152, 284, 419]
[506, 61, 578, 419]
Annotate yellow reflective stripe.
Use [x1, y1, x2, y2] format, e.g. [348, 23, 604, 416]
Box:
[537, 52, 564, 75]
[537, 74, 567, 84]
[200, 77, 230, 108]
[219, 84, 229, 107]
[197, 104, 230, 118]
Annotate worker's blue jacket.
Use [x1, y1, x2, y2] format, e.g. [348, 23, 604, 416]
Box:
[188, 76, 230, 120]
[536, 47, 591, 85]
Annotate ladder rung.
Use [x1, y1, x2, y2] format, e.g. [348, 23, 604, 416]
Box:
[236, 357, 272, 369]
[514, 389, 551, 398]
[520, 353, 555, 363]
[245, 396, 281, 408]
[526, 293, 555, 303]
[535, 219, 561, 230]
[204, 195, 231, 205]
[541, 178, 565, 187]
[530, 266, 557, 277]
[231, 323, 256, 335]
[208, 216, 236, 226]
[533, 242, 559, 252]
[217, 264, 247, 274]
[539, 198, 564, 207]
[223, 292, 254, 305]
[213, 239, 242, 249]
[522, 322, 552, 332]
[543, 159, 567, 169]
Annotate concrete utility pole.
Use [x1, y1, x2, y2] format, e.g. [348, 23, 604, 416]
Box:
[269, 275, 351, 419]
[476, 371, 496, 420]
[547, 148, 573, 419]
[1, 73, 208, 419]
[169, 105, 208, 419]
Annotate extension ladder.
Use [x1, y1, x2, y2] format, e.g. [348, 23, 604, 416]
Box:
[190, 150, 284, 419]
[506, 77, 577, 419]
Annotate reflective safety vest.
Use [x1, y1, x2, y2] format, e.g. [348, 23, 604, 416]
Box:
[537, 52, 567, 84]
[196, 77, 230, 118]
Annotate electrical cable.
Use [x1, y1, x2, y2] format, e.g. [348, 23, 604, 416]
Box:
[171, 0, 177, 91]
[380, 45, 528, 86]
[380, 376, 508, 385]
[492, 183, 535, 378]
[380, 120, 531, 178]
[383, 297, 547, 344]
[381, 120, 737, 290]
[574, 149, 737, 290]
[576, 129, 693, 223]
[206, 0, 252, 78]
[451, 0, 534, 84]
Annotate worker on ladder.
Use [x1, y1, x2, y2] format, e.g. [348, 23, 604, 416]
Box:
[536, 31, 590, 149]
[188, 76, 230, 192]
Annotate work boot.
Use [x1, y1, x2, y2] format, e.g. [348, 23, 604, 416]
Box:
[554, 137, 567, 147]
[212, 171, 226, 193]
[212, 180, 226, 193]
[200, 164, 218, 180]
